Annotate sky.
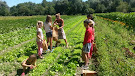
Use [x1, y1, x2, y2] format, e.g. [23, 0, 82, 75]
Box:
[2, 0, 88, 7]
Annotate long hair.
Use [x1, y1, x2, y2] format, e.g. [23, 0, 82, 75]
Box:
[36, 21, 43, 29]
[27, 54, 37, 63]
[46, 15, 52, 24]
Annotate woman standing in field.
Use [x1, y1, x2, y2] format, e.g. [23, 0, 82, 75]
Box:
[43, 15, 53, 52]
[53, 13, 68, 48]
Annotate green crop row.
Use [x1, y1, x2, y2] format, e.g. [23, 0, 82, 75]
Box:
[0, 16, 86, 75]
[0, 15, 75, 34]
[0, 16, 84, 52]
[0, 16, 85, 63]
[0, 27, 36, 51]
[29, 47, 64, 76]
[95, 12, 135, 28]
[94, 16, 135, 76]
[28, 16, 86, 76]
[0, 40, 37, 75]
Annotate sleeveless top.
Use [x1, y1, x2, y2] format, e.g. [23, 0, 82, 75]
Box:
[56, 19, 63, 27]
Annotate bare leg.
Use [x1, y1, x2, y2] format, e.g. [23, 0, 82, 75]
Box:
[47, 38, 49, 46]
[22, 66, 26, 73]
[82, 50, 85, 61]
[84, 53, 87, 66]
[86, 53, 89, 65]
[55, 41, 58, 47]
[21, 65, 26, 76]
[37, 42, 43, 58]
[64, 39, 68, 48]
[49, 37, 53, 51]
[84, 53, 89, 66]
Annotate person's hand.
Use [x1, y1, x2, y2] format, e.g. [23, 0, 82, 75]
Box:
[54, 23, 58, 25]
[58, 27, 62, 30]
[33, 65, 36, 68]
[30, 65, 36, 69]
[93, 40, 95, 43]
[29, 65, 33, 69]
[54, 24, 56, 26]
[56, 23, 58, 25]
[41, 39, 43, 41]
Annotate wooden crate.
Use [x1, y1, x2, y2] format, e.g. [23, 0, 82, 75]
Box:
[82, 70, 97, 76]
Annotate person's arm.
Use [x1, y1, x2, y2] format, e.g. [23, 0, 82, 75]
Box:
[83, 31, 87, 45]
[43, 23, 45, 30]
[32, 61, 36, 68]
[53, 19, 58, 27]
[59, 19, 64, 29]
[49, 23, 53, 30]
[22, 59, 32, 67]
[37, 32, 43, 41]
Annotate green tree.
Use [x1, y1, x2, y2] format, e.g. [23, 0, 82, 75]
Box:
[116, 2, 130, 13]
[34, 4, 45, 15]
[45, 6, 56, 15]
[0, 1, 10, 16]
[95, 3, 106, 13]
[68, 0, 83, 15]
[88, 0, 100, 10]
[130, 0, 135, 11]
[18, 5, 30, 16]
[55, 0, 69, 15]
[82, 2, 95, 14]
[42, 0, 47, 7]
[10, 6, 18, 16]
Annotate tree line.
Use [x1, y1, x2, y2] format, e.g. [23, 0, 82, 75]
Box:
[0, 0, 135, 16]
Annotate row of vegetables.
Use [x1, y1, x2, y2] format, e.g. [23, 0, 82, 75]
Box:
[0, 16, 86, 75]
[1, 13, 134, 76]
[29, 16, 86, 76]
[0, 16, 82, 51]
[95, 12, 135, 28]
[94, 16, 135, 75]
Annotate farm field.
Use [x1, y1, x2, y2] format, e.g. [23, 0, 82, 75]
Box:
[96, 12, 135, 28]
[0, 13, 135, 76]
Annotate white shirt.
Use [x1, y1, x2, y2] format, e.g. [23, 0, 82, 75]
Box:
[36, 28, 43, 42]
[44, 22, 52, 33]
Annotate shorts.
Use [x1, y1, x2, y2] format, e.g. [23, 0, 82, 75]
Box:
[83, 43, 91, 53]
[46, 32, 52, 38]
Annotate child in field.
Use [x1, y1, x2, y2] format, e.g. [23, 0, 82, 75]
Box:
[87, 14, 95, 26]
[43, 15, 53, 52]
[82, 19, 93, 69]
[36, 21, 44, 59]
[87, 14, 95, 59]
[21, 54, 37, 76]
